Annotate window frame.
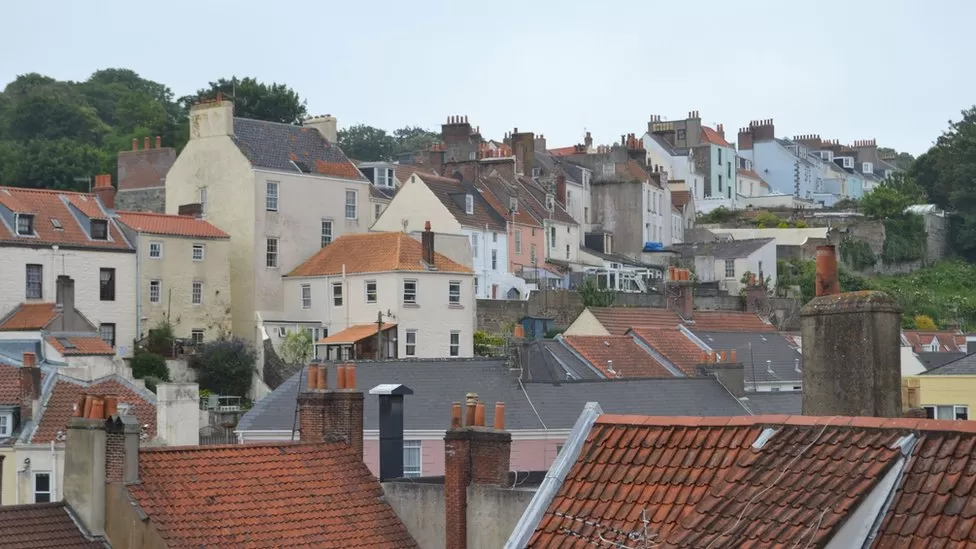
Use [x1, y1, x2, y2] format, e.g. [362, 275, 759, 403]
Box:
[321, 219, 333, 248]
[149, 241, 163, 259]
[491, 249, 498, 270]
[403, 279, 418, 305]
[0, 412, 12, 437]
[266, 181, 279, 211]
[549, 226, 556, 248]
[192, 244, 205, 262]
[449, 281, 461, 305]
[99, 323, 116, 348]
[99, 268, 116, 301]
[449, 330, 460, 357]
[724, 259, 735, 279]
[514, 230, 522, 254]
[15, 213, 34, 236]
[301, 284, 312, 309]
[345, 190, 358, 219]
[191, 329, 205, 345]
[199, 187, 208, 216]
[191, 280, 203, 305]
[470, 233, 479, 258]
[332, 282, 343, 307]
[33, 471, 52, 503]
[465, 194, 474, 215]
[405, 330, 417, 357]
[266, 238, 279, 268]
[403, 440, 422, 477]
[90, 219, 109, 240]
[365, 280, 377, 304]
[26, 264, 43, 300]
[149, 280, 161, 304]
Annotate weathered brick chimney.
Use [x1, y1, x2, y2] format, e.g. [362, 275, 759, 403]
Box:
[555, 174, 567, 208]
[511, 128, 535, 177]
[421, 221, 435, 267]
[800, 245, 902, 417]
[299, 362, 365, 459]
[189, 96, 234, 140]
[20, 351, 41, 423]
[666, 267, 694, 320]
[92, 174, 116, 210]
[444, 393, 511, 549]
[117, 134, 175, 213]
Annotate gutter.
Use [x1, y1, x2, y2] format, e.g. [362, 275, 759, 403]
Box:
[505, 402, 603, 549]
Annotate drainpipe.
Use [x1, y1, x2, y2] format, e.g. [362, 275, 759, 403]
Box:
[135, 231, 143, 340]
[51, 440, 57, 501]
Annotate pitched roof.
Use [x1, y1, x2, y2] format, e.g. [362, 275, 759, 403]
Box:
[515, 176, 577, 225]
[629, 326, 705, 375]
[46, 335, 114, 356]
[696, 331, 801, 384]
[917, 351, 968, 371]
[32, 375, 156, 443]
[0, 302, 59, 331]
[116, 211, 229, 239]
[562, 335, 674, 378]
[548, 146, 579, 157]
[737, 167, 765, 181]
[287, 231, 471, 277]
[672, 237, 775, 260]
[419, 174, 507, 231]
[921, 353, 976, 375]
[477, 175, 541, 227]
[671, 189, 691, 209]
[0, 362, 20, 405]
[588, 307, 682, 335]
[700, 125, 732, 147]
[519, 339, 602, 382]
[126, 442, 417, 548]
[689, 311, 776, 333]
[525, 414, 976, 548]
[903, 330, 964, 353]
[318, 323, 395, 345]
[231, 118, 367, 182]
[0, 502, 107, 548]
[0, 187, 132, 251]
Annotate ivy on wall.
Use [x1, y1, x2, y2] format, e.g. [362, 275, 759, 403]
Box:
[839, 237, 877, 271]
[882, 213, 926, 264]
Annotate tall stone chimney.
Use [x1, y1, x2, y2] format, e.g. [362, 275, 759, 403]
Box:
[188, 97, 234, 140]
[156, 383, 200, 446]
[555, 174, 567, 207]
[299, 363, 365, 459]
[421, 221, 435, 267]
[444, 394, 511, 549]
[92, 174, 116, 210]
[304, 114, 338, 144]
[20, 352, 41, 423]
[800, 245, 902, 417]
[511, 129, 535, 177]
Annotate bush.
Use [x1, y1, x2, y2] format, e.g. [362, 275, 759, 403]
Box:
[698, 207, 739, 224]
[191, 337, 257, 397]
[146, 320, 175, 356]
[839, 237, 877, 271]
[882, 214, 926, 264]
[579, 278, 616, 307]
[131, 351, 170, 382]
[914, 315, 937, 330]
[794, 220, 808, 228]
[776, 222, 789, 228]
[474, 330, 506, 356]
[142, 375, 162, 394]
[753, 211, 781, 227]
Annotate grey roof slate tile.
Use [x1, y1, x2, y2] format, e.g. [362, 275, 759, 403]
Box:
[231, 118, 367, 182]
[921, 353, 976, 375]
[741, 392, 803, 415]
[672, 238, 774, 260]
[917, 352, 967, 371]
[693, 331, 803, 386]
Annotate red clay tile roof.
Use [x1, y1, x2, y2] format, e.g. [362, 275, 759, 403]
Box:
[530, 415, 976, 548]
[0, 302, 58, 331]
[629, 326, 705, 375]
[394, 164, 438, 184]
[33, 376, 155, 443]
[736, 167, 763, 180]
[588, 307, 682, 335]
[690, 311, 775, 332]
[127, 442, 418, 548]
[318, 323, 396, 344]
[548, 146, 579, 157]
[47, 335, 114, 356]
[116, 211, 229, 239]
[288, 231, 471, 277]
[671, 189, 691, 209]
[0, 502, 106, 548]
[0, 187, 132, 251]
[0, 362, 20, 405]
[903, 330, 963, 353]
[615, 159, 651, 183]
[700, 125, 732, 147]
[562, 335, 674, 378]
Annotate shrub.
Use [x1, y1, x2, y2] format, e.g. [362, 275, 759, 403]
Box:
[191, 337, 257, 397]
[146, 320, 175, 356]
[794, 220, 808, 228]
[776, 222, 789, 228]
[839, 237, 877, 271]
[753, 211, 781, 227]
[579, 278, 616, 307]
[698, 207, 739, 224]
[914, 315, 937, 330]
[474, 330, 506, 356]
[279, 330, 314, 365]
[131, 351, 170, 382]
[882, 214, 926, 264]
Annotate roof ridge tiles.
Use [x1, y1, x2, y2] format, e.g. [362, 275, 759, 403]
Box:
[596, 414, 976, 434]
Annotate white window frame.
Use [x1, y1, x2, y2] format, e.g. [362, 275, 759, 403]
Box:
[449, 281, 461, 305]
[465, 194, 474, 215]
[449, 331, 460, 357]
[149, 241, 163, 259]
[0, 412, 11, 437]
[924, 405, 969, 420]
[33, 471, 52, 503]
[345, 190, 358, 219]
[403, 440, 422, 477]
[515, 230, 522, 254]
[26, 264, 42, 300]
[191, 329, 205, 345]
[365, 280, 377, 303]
[301, 284, 312, 309]
[470, 234, 479, 259]
[602, 163, 614, 177]
[192, 244, 205, 262]
[266, 181, 279, 211]
[403, 279, 418, 305]
[405, 330, 417, 357]
[375, 203, 382, 220]
[491, 249, 498, 270]
[841, 157, 854, 169]
[549, 226, 556, 249]
[332, 282, 343, 307]
[149, 280, 161, 304]
[377, 167, 395, 188]
[15, 213, 34, 236]
[863, 162, 874, 174]
[277, 326, 288, 338]
[724, 259, 735, 279]
[99, 323, 116, 348]
[321, 219, 333, 248]
[266, 238, 278, 268]
[191, 281, 203, 305]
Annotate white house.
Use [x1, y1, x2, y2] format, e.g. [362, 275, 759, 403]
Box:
[0, 186, 137, 356]
[371, 171, 528, 300]
[672, 238, 777, 294]
[282, 227, 475, 360]
[163, 100, 371, 347]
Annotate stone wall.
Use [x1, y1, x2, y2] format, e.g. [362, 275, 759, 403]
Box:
[116, 187, 166, 213]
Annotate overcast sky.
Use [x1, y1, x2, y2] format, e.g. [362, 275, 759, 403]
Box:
[1, 0, 971, 155]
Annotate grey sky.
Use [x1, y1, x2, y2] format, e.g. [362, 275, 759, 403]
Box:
[1, 0, 971, 155]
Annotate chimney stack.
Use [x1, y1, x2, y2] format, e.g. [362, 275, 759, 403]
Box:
[188, 98, 234, 140]
[155, 383, 200, 446]
[298, 363, 365, 460]
[303, 114, 338, 144]
[667, 268, 694, 320]
[968, 336, 976, 355]
[20, 352, 41, 423]
[422, 221, 435, 266]
[93, 173, 116, 209]
[177, 203, 204, 218]
[444, 393, 511, 549]
[584, 131, 593, 149]
[801, 244, 902, 417]
[369, 383, 414, 481]
[55, 275, 75, 315]
[555, 174, 567, 207]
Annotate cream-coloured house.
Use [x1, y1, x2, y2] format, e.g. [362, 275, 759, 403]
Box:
[0, 186, 137, 356]
[116, 211, 232, 343]
[163, 100, 371, 346]
[282, 227, 475, 360]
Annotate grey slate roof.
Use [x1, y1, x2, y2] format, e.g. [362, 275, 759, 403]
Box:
[238, 358, 752, 433]
[520, 340, 602, 383]
[917, 352, 967, 371]
[921, 353, 976, 376]
[231, 118, 367, 182]
[672, 238, 774, 260]
[741, 392, 803, 415]
[694, 331, 803, 386]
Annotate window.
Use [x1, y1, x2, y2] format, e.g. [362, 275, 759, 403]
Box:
[33, 472, 51, 503]
[677, 129, 686, 141]
[758, 261, 764, 276]
[192, 281, 203, 305]
[26, 264, 42, 299]
[365, 280, 377, 303]
[584, 206, 589, 223]
[199, 187, 208, 216]
[465, 194, 474, 215]
[321, 219, 333, 248]
[99, 268, 115, 301]
[332, 282, 343, 306]
[841, 157, 854, 169]
[51, 218, 63, 230]
[345, 190, 357, 219]
[602, 163, 615, 177]
[474, 277, 479, 297]
[531, 167, 541, 177]
[515, 230, 522, 254]
[403, 440, 422, 477]
[724, 259, 735, 279]
[266, 181, 279, 211]
[277, 326, 288, 338]
[549, 226, 556, 248]
[491, 249, 498, 270]
[90, 219, 108, 240]
[375, 203, 382, 220]
[99, 323, 116, 348]
[718, 174, 723, 192]
[718, 149, 722, 164]
[403, 280, 417, 304]
[863, 162, 874, 174]
[449, 281, 461, 305]
[192, 244, 204, 261]
[405, 330, 417, 356]
[301, 284, 312, 309]
[15, 213, 34, 236]
[376, 168, 395, 188]
[266, 238, 278, 268]
[509, 196, 518, 212]
[471, 234, 479, 258]
[149, 280, 161, 304]
[924, 405, 969, 420]
[450, 331, 460, 357]
[492, 232, 498, 243]
[149, 241, 162, 259]
[0, 412, 10, 437]
[647, 190, 652, 212]
[566, 244, 570, 259]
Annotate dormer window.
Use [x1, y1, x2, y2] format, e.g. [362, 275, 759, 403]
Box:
[819, 150, 834, 162]
[531, 167, 541, 178]
[90, 219, 108, 240]
[602, 164, 615, 177]
[839, 157, 854, 169]
[15, 214, 34, 236]
[863, 162, 874, 174]
[465, 194, 474, 215]
[376, 168, 395, 188]
[509, 196, 518, 212]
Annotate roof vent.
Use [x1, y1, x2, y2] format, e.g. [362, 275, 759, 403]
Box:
[766, 360, 774, 375]
[752, 427, 777, 449]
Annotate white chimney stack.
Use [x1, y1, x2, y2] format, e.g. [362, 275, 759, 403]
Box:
[304, 114, 338, 144]
[156, 383, 201, 446]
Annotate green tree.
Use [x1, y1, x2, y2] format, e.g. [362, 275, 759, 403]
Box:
[338, 124, 395, 161]
[579, 278, 617, 307]
[131, 351, 171, 381]
[181, 77, 307, 124]
[191, 337, 257, 397]
[279, 330, 314, 365]
[862, 185, 912, 220]
[0, 139, 106, 190]
[392, 126, 441, 156]
[4, 79, 109, 143]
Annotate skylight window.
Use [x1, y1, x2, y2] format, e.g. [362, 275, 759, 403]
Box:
[50, 218, 63, 230]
